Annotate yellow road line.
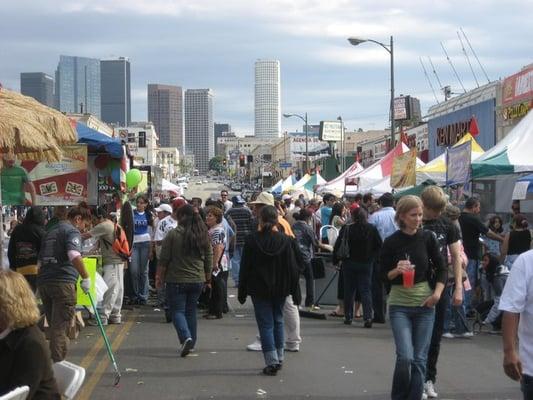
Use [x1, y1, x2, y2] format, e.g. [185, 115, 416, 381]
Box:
[78, 315, 136, 400]
[79, 325, 118, 370]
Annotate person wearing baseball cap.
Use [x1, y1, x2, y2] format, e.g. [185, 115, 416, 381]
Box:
[245, 192, 302, 353]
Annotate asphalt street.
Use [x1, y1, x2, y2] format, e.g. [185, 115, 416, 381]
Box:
[67, 287, 521, 400]
[64, 179, 522, 399]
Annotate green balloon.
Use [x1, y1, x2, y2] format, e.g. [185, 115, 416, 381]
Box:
[126, 169, 142, 189]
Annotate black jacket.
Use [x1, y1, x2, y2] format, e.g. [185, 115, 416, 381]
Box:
[333, 222, 382, 265]
[238, 231, 302, 305]
[0, 325, 60, 399]
[8, 224, 45, 270]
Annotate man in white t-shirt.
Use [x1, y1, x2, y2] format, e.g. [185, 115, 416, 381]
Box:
[499, 249, 533, 399]
[220, 190, 233, 212]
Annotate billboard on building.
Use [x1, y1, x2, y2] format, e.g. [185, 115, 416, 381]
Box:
[394, 96, 409, 120]
[290, 134, 330, 161]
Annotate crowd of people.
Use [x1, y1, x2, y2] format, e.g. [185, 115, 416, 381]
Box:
[1, 187, 533, 399]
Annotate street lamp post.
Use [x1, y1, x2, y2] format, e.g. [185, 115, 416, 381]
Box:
[283, 112, 309, 173]
[337, 116, 345, 172]
[348, 35, 395, 149]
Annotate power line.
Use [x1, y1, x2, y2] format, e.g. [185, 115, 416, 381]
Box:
[460, 27, 490, 83]
[440, 41, 467, 93]
[457, 31, 479, 88]
[419, 57, 439, 103]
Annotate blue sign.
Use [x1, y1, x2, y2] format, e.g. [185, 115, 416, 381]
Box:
[280, 162, 292, 168]
[446, 140, 472, 186]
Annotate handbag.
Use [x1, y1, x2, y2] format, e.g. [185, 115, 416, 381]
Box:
[311, 257, 326, 279]
[335, 225, 351, 260]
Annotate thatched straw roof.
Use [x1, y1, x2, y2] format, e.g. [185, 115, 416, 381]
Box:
[0, 88, 77, 162]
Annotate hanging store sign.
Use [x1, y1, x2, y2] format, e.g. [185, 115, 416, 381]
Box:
[319, 121, 342, 141]
[436, 119, 470, 147]
[502, 66, 533, 106]
[503, 101, 531, 120]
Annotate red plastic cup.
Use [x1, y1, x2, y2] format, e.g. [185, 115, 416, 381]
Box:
[402, 267, 415, 288]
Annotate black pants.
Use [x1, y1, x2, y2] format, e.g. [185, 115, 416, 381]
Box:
[426, 289, 447, 383]
[208, 271, 228, 317]
[302, 261, 315, 307]
[343, 260, 373, 321]
[372, 262, 387, 323]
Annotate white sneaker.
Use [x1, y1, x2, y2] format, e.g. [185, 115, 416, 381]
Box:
[246, 339, 262, 351]
[285, 343, 300, 352]
[422, 392, 428, 400]
[457, 331, 474, 338]
[441, 332, 455, 339]
[424, 380, 438, 398]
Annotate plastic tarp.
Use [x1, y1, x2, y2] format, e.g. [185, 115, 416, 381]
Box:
[162, 179, 183, 195]
[271, 179, 283, 194]
[281, 174, 297, 192]
[315, 162, 364, 195]
[303, 173, 327, 192]
[76, 123, 123, 158]
[292, 174, 311, 191]
[416, 133, 484, 185]
[354, 142, 425, 190]
[472, 110, 533, 179]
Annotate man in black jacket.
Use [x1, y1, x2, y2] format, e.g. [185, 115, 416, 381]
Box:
[8, 207, 45, 292]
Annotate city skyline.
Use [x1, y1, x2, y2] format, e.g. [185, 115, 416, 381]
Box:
[1, 1, 532, 135]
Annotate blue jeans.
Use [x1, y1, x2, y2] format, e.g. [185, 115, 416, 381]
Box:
[443, 284, 469, 335]
[252, 296, 285, 366]
[166, 282, 204, 346]
[231, 246, 243, 286]
[389, 305, 435, 400]
[464, 259, 479, 313]
[130, 241, 150, 302]
[522, 374, 533, 400]
[343, 260, 373, 321]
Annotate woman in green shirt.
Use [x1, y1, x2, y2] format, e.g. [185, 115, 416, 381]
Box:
[157, 204, 213, 357]
[380, 195, 446, 400]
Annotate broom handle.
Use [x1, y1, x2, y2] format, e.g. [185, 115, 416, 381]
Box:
[87, 291, 119, 367]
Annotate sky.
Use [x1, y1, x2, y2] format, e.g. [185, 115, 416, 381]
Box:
[1, 0, 532, 135]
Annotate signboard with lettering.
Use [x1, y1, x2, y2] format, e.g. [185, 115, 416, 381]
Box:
[503, 101, 531, 120]
[319, 121, 342, 141]
[436, 119, 470, 147]
[1, 145, 88, 206]
[502, 65, 533, 106]
[394, 96, 409, 120]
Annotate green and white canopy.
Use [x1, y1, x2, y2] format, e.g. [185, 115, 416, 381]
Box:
[472, 110, 533, 179]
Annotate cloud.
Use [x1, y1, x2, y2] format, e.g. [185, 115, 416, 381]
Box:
[1, 0, 532, 133]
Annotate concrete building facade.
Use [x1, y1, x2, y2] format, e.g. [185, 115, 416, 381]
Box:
[255, 60, 281, 138]
[184, 89, 214, 173]
[147, 84, 184, 152]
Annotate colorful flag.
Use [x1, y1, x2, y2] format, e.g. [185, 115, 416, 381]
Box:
[390, 148, 417, 188]
[446, 140, 472, 186]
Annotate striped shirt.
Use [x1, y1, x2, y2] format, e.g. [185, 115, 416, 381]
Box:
[225, 206, 254, 246]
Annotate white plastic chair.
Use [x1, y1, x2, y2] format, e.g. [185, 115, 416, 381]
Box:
[52, 361, 86, 400]
[0, 386, 30, 400]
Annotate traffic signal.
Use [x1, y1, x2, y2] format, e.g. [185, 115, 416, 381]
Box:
[247, 155, 253, 163]
[239, 154, 245, 167]
[223, 158, 227, 167]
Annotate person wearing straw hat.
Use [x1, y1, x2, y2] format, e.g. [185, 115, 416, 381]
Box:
[244, 192, 303, 353]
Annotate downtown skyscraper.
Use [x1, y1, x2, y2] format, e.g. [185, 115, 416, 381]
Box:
[101, 57, 131, 126]
[20, 72, 54, 108]
[55, 55, 101, 117]
[254, 59, 281, 138]
[147, 84, 184, 152]
[185, 89, 214, 173]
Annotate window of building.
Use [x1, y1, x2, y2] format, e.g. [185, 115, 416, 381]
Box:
[138, 131, 146, 148]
